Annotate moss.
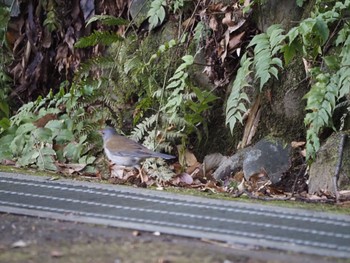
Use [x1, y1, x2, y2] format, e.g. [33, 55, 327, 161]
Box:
[161, 186, 350, 215]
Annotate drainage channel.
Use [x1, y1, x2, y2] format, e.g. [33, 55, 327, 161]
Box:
[0, 172, 349, 258]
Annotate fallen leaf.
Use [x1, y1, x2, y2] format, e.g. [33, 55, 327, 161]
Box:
[182, 17, 195, 28]
[222, 12, 232, 26]
[33, 113, 57, 127]
[228, 31, 245, 50]
[12, 240, 28, 248]
[51, 250, 64, 258]
[132, 231, 141, 236]
[291, 141, 306, 148]
[228, 19, 246, 33]
[209, 17, 218, 31]
[178, 173, 194, 185]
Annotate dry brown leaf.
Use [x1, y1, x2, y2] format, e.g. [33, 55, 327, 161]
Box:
[228, 19, 246, 33]
[51, 250, 64, 258]
[57, 163, 86, 175]
[220, 30, 230, 61]
[291, 141, 306, 148]
[202, 181, 226, 193]
[1, 159, 16, 165]
[178, 173, 194, 185]
[186, 162, 201, 175]
[184, 150, 198, 167]
[209, 17, 218, 31]
[233, 171, 244, 182]
[228, 31, 245, 50]
[222, 12, 233, 26]
[33, 113, 57, 128]
[182, 17, 195, 28]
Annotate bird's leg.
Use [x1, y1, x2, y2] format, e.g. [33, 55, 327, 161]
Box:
[137, 165, 149, 183]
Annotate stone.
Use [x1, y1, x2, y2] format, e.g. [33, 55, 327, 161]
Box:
[243, 138, 291, 184]
[308, 132, 350, 196]
[213, 137, 291, 183]
[255, 0, 303, 32]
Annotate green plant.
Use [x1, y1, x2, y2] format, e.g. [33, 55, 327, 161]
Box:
[226, 0, 350, 162]
[284, 0, 350, 160]
[0, 80, 104, 171]
[225, 53, 252, 133]
[147, 0, 166, 30]
[0, 4, 11, 129]
[75, 15, 128, 48]
[225, 25, 285, 133]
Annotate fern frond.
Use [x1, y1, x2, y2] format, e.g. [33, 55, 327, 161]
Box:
[86, 15, 128, 27]
[304, 72, 337, 160]
[130, 115, 158, 141]
[248, 24, 285, 90]
[225, 53, 253, 133]
[75, 31, 124, 48]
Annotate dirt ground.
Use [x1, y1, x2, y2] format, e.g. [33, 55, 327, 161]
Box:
[0, 213, 345, 263]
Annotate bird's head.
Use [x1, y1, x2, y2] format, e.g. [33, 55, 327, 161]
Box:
[99, 126, 117, 141]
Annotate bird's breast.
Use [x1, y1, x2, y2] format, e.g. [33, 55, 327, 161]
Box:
[104, 148, 141, 167]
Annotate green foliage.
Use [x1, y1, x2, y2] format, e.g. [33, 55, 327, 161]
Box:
[303, 72, 337, 160]
[226, 25, 284, 133]
[0, 81, 102, 171]
[225, 53, 252, 133]
[75, 30, 124, 48]
[147, 0, 166, 30]
[294, 0, 350, 161]
[43, 0, 60, 32]
[170, 0, 184, 13]
[85, 15, 129, 27]
[226, 0, 350, 162]
[0, 40, 117, 170]
[296, 0, 306, 7]
[74, 12, 128, 49]
[248, 24, 285, 90]
[0, 4, 11, 127]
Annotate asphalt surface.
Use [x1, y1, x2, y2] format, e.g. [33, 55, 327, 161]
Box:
[0, 172, 349, 260]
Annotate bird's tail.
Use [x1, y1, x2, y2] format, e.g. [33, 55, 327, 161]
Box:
[154, 152, 176, 159]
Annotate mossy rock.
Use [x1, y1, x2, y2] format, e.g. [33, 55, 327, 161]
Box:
[308, 131, 350, 195]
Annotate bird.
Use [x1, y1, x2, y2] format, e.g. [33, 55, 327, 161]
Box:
[99, 127, 175, 171]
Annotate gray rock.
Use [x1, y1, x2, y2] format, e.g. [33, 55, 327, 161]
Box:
[213, 137, 291, 184]
[212, 148, 249, 180]
[308, 132, 350, 195]
[243, 138, 291, 183]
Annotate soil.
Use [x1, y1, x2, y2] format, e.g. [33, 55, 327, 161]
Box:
[0, 213, 344, 263]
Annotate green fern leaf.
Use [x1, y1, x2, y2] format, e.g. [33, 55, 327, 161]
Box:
[75, 31, 124, 48]
[225, 53, 252, 133]
[86, 15, 128, 27]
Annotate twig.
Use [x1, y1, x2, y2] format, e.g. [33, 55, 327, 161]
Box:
[291, 164, 306, 197]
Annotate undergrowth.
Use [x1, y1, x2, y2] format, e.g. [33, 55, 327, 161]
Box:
[225, 0, 350, 162]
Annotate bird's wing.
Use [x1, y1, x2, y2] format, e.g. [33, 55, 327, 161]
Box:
[105, 135, 154, 157]
[105, 135, 175, 159]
